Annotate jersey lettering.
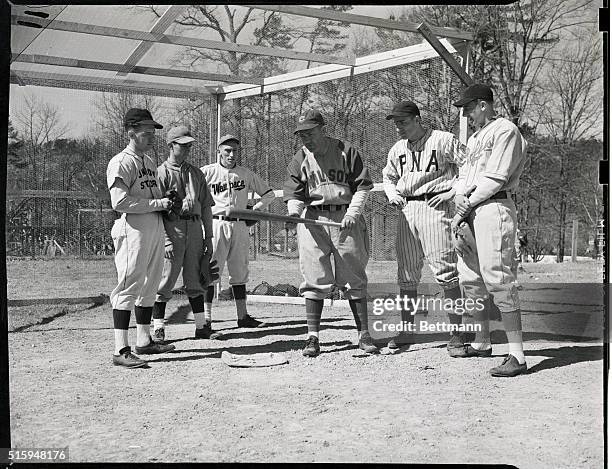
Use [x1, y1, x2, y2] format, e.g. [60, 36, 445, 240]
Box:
[425, 150, 439, 172]
[140, 179, 158, 190]
[211, 179, 246, 195]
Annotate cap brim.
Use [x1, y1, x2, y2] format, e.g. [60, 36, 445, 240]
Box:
[294, 123, 320, 134]
[137, 119, 163, 129]
[385, 112, 413, 120]
[172, 136, 195, 144]
[452, 97, 474, 108]
[218, 138, 240, 146]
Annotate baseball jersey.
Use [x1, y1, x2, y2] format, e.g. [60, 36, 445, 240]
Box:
[283, 137, 373, 205]
[158, 160, 213, 217]
[382, 129, 466, 200]
[106, 145, 163, 211]
[459, 117, 527, 192]
[200, 162, 274, 216]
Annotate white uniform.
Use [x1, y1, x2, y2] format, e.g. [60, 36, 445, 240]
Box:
[382, 129, 466, 291]
[107, 146, 165, 310]
[456, 117, 527, 312]
[200, 162, 274, 285]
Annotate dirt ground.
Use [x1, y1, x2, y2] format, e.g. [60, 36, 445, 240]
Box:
[6, 258, 605, 466]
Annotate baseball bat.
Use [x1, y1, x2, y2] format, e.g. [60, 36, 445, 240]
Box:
[225, 208, 342, 228]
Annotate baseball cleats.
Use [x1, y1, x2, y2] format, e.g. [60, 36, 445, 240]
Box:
[302, 336, 320, 357]
[195, 324, 222, 340]
[152, 328, 166, 344]
[447, 333, 467, 357]
[489, 354, 527, 377]
[387, 333, 414, 352]
[358, 332, 379, 354]
[113, 347, 146, 368]
[454, 344, 493, 358]
[135, 338, 175, 355]
[237, 314, 263, 328]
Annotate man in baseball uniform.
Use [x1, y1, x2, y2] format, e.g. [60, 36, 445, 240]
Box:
[452, 83, 528, 377]
[382, 101, 467, 354]
[107, 108, 176, 369]
[200, 134, 275, 329]
[151, 125, 216, 342]
[283, 109, 378, 357]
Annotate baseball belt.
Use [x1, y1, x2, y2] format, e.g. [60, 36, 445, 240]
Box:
[179, 214, 201, 221]
[404, 189, 452, 202]
[308, 204, 349, 211]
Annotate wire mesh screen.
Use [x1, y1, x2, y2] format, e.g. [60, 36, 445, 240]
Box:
[7, 87, 217, 257]
[220, 56, 463, 274]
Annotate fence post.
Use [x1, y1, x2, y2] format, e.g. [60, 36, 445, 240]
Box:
[571, 219, 578, 262]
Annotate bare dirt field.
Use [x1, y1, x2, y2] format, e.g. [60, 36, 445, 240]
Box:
[6, 257, 605, 466]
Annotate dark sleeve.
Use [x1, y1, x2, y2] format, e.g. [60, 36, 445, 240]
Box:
[282, 150, 307, 203]
[343, 142, 373, 193]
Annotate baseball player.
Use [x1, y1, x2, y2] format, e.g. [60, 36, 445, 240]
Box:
[283, 109, 378, 357]
[107, 108, 175, 369]
[382, 101, 467, 354]
[452, 83, 528, 377]
[151, 125, 217, 342]
[200, 134, 275, 329]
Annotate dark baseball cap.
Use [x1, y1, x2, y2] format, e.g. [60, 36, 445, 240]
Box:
[386, 100, 420, 120]
[124, 108, 163, 129]
[294, 109, 325, 133]
[218, 134, 240, 146]
[167, 125, 195, 144]
[453, 84, 494, 107]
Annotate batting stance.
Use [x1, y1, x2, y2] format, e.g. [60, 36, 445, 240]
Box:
[283, 109, 378, 357]
[107, 108, 175, 369]
[382, 101, 466, 354]
[200, 134, 275, 329]
[452, 83, 528, 377]
[151, 126, 216, 342]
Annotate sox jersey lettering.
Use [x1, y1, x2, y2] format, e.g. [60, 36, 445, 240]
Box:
[382, 129, 466, 199]
[200, 163, 273, 216]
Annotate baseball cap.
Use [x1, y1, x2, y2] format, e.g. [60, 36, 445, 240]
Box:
[167, 125, 196, 145]
[294, 109, 325, 133]
[218, 134, 240, 146]
[453, 84, 494, 107]
[386, 100, 421, 120]
[124, 108, 163, 129]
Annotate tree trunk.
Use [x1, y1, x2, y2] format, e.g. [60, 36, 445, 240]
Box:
[556, 194, 566, 263]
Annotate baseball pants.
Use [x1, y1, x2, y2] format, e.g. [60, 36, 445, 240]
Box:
[110, 213, 165, 310]
[457, 198, 521, 312]
[396, 200, 459, 291]
[211, 218, 249, 286]
[156, 218, 205, 302]
[297, 208, 369, 300]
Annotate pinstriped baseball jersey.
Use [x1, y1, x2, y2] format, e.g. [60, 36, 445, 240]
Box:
[283, 138, 373, 206]
[200, 162, 274, 216]
[382, 129, 466, 198]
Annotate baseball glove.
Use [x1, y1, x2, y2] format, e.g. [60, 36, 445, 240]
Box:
[453, 221, 476, 258]
[244, 204, 258, 227]
[199, 253, 220, 287]
[163, 189, 183, 222]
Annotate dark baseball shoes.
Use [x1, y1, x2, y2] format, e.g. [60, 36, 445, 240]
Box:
[387, 332, 414, 352]
[490, 354, 527, 377]
[454, 344, 493, 358]
[151, 328, 166, 344]
[113, 347, 146, 368]
[237, 314, 264, 328]
[135, 337, 176, 354]
[195, 324, 222, 340]
[358, 332, 379, 354]
[302, 336, 320, 357]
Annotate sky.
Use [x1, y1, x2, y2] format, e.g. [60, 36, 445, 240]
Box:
[9, 5, 408, 138]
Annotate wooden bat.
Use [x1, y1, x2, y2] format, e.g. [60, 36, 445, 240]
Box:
[225, 208, 342, 228]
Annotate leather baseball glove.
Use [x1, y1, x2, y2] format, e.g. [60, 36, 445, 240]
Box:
[453, 220, 476, 258]
[200, 253, 220, 287]
[163, 189, 183, 222]
[244, 204, 258, 227]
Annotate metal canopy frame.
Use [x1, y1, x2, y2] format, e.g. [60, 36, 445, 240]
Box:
[10, 5, 474, 98]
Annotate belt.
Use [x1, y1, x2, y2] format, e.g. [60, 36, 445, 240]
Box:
[489, 190, 509, 200]
[309, 204, 349, 211]
[179, 214, 200, 221]
[404, 189, 451, 202]
[215, 215, 242, 222]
